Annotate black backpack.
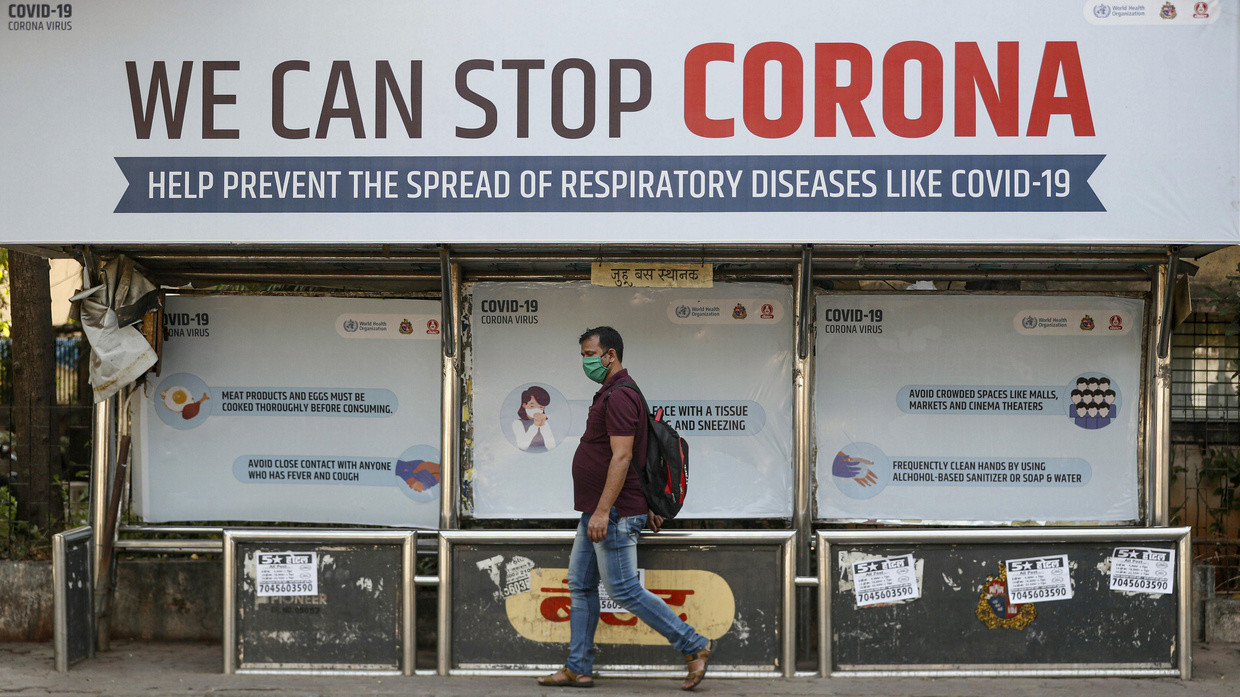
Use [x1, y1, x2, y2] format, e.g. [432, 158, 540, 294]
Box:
[605, 381, 689, 519]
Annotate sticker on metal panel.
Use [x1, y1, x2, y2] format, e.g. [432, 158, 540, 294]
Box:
[1004, 554, 1073, 603]
[851, 554, 920, 607]
[255, 551, 318, 597]
[1108, 547, 1175, 594]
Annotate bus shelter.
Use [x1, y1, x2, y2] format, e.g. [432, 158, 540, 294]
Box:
[27, 242, 1199, 677]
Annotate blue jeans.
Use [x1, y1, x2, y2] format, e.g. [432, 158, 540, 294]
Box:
[565, 509, 708, 675]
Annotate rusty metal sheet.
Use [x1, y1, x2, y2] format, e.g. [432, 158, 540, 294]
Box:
[829, 541, 1178, 670]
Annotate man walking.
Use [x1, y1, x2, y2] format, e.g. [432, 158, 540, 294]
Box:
[538, 326, 714, 690]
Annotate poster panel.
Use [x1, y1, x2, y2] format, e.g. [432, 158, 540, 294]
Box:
[814, 294, 1143, 523]
[820, 529, 1189, 675]
[448, 531, 790, 673]
[467, 282, 793, 519]
[1, 1, 1237, 244]
[135, 296, 442, 527]
[225, 533, 413, 673]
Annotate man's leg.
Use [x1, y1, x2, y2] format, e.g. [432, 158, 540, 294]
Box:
[566, 512, 602, 677]
[595, 510, 708, 656]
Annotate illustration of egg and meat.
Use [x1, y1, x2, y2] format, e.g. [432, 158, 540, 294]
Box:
[161, 386, 209, 419]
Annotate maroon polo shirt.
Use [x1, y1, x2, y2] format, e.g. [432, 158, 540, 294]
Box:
[572, 368, 649, 516]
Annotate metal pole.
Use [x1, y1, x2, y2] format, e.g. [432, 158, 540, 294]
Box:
[53, 531, 69, 672]
[436, 534, 452, 676]
[1150, 263, 1172, 527]
[403, 533, 417, 676]
[817, 534, 831, 678]
[792, 249, 814, 671]
[89, 395, 115, 652]
[436, 254, 462, 676]
[1177, 530, 1193, 679]
[793, 249, 813, 550]
[781, 535, 797, 678]
[1156, 252, 1180, 360]
[222, 533, 237, 674]
[439, 259, 461, 531]
[439, 247, 456, 359]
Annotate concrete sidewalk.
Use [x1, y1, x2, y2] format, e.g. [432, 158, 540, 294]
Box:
[2, 641, 1239, 697]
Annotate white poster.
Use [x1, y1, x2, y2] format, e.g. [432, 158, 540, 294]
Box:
[135, 295, 443, 527]
[1, 1, 1236, 244]
[255, 551, 318, 597]
[1109, 547, 1176, 594]
[1005, 554, 1074, 603]
[851, 554, 921, 607]
[467, 282, 794, 519]
[815, 294, 1142, 523]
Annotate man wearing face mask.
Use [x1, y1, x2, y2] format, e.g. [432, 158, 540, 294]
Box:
[538, 326, 713, 691]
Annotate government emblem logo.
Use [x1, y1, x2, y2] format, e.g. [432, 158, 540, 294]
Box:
[1194, 1, 1209, 18]
[426, 319, 441, 335]
[732, 303, 747, 320]
[760, 303, 775, 319]
[976, 564, 1036, 630]
[1108, 314, 1124, 331]
[399, 319, 414, 335]
[1161, 2, 1177, 19]
[1080, 315, 1095, 331]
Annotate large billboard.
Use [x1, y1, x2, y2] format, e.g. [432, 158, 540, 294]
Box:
[1, 1, 1236, 244]
[815, 294, 1144, 524]
[135, 296, 443, 527]
[467, 282, 794, 519]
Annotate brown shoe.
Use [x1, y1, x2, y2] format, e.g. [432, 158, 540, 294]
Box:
[681, 639, 714, 690]
[537, 666, 594, 688]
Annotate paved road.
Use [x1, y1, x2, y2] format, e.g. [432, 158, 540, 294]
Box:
[2, 641, 1239, 697]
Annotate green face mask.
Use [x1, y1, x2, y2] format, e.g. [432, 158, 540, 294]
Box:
[582, 355, 609, 383]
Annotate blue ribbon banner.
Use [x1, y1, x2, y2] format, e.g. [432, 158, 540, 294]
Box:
[115, 154, 1104, 214]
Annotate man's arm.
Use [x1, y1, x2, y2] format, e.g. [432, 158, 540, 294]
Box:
[587, 434, 633, 542]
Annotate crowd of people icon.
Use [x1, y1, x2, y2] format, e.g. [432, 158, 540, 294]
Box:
[1069, 376, 1117, 430]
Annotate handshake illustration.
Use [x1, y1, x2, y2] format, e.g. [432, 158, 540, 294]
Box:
[833, 451, 879, 487]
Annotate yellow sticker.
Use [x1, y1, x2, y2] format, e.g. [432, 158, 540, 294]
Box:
[504, 567, 735, 644]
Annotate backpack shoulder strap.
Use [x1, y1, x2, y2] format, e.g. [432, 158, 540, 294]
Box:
[603, 381, 648, 413]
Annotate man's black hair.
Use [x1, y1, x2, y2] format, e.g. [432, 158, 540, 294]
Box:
[579, 326, 624, 362]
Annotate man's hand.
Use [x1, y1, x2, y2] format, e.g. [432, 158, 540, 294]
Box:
[647, 511, 665, 533]
[588, 510, 609, 542]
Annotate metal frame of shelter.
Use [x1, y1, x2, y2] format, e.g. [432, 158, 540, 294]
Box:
[28, 241, 1211, 678]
